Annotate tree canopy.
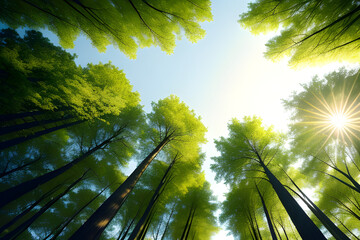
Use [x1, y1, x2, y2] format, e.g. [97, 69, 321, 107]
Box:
[1, 0, 213, 58]
[240, 0, 360, 67]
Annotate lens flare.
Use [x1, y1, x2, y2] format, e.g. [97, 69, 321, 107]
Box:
[297, 74, 360, 149]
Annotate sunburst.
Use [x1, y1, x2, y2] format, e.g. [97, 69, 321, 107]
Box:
[298, 73, 360, 150]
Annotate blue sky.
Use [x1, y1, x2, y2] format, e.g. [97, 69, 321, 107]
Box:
[7, 0, 359, 238]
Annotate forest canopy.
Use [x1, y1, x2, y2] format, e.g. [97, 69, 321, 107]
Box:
[1, 1, 360, 240]
[240, 0, 360, 67]
[1, 0, 213, 58]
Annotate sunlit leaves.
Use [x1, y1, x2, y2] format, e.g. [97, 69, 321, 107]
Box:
[1, 0, 212, 58]
[240, 0, 360, 67]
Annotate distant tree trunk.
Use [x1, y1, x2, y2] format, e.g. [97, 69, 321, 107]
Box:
[283, 169, 351, 240]
[0, 119, 84, 151]
[255, 184, 277, 240]
[0, 183, 63, 234]
[128, 156, 176, 240]
[119, 201, 145, 240]
[0, 128, 122, 208]
[184, 207, 196, 240]
[0, 114, 75, 136]
[247, 208, 260, 240]
[160, 203, 175, 240]
[69, 135, 172, 240]
[0, 108, 71, 122]
[0, 156, 42, 178]
[258, 159, 326, 239]
[1, 171, 87, 240]
[49, 184, 110, 240]
[180, 205, 196, 240]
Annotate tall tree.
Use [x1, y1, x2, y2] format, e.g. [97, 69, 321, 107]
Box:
[1, 0, 212, 58]
[240, 0, 360, 67]
[0, 29, 140, 150]
[70, 95, 207, 239]
[212, 116, 326, 239]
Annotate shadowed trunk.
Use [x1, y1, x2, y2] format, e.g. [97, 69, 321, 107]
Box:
[0, 156, 42, 179]
[1, 171, 87, 240]
[160, 203, 175, 240]
[0, 128, 122, 208]
[0, 182, 63, 234]
[0, 115, 75, 136]
[255, 184, 278, 240]
[128, 156, 176, 240]
[258, 159, 326, 240]
[69, 135, 171, 240]
[49, 184, 111, 240]
[0, 119, 84, 151]
[283, 169, 350, 240]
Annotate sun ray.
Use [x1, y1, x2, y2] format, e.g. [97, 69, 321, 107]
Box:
[297, 75, 360, 150]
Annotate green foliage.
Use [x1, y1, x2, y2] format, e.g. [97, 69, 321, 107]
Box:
[169, 178, 219, 240]
[211, 116, 285, 184]
[1, 0, 213, 58]
[240, 0, 360, 67]
[0, 29, 139, 120]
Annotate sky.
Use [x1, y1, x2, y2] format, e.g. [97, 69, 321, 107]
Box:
[11, 0, 359, 239]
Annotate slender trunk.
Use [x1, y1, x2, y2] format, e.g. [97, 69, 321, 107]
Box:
[1, 171, 87, 240]
[278, 220, 289, 240]
[0, 115, 75, 136]
[247, 209, 259, 240]
[0, 183, 63, 234]
[116, 217, 130, 240]
[119, 202, 145, 240]
[0, 156, 42, 179]
[0, 108, 71, 122]
[128, 157, 176, 240]
[0, 119, 84, 151]
[180, 206, 194, 240]
[184, 208, 196, 240]
[153, 218, 162, 240]
[160, 204, 175, 240]
[283, 171, 350, 240]
[43, 219, 66, 240]
[253, 210, 262, 240]
[0, 110, 47, 122]
[332, 214, 360, 240]
[49, 184, 110, 240]
[139, 212, 153, 240]
[258, 160, 326, 240]
[0, 130, 120, 208]
[69, 135, 171, 240]
[255, 184, 278, 240]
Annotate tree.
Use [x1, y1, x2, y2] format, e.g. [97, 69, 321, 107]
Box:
[168, 177, 218, 240]
[0, 29, 140, 150]
[240, 0, 360, 67]
[1, 0, 213, 58]
[70, 95, 207, 239]
[211, 116, 326, 239]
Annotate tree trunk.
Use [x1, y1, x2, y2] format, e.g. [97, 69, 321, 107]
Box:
[0, 156, 42, 179]
[128, 156, 176, 240]
[160, 204, 175, 240]
[255, 184, 278, 240]
[0, 108, 71, 122]
[49, 184, 110, 240]
[0, 129, 121, 208]
[180, 206, 194, 240]
[0, 115, 74, 136]
[258, 160, 326, 240]
[184, 208, 196, 240]
[69, 135, 171, 240]
[0, 119, 84, 151]
[283, 170, 350, 240]
[0, 183, 63, 234]
[1, 171, 87, 240]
